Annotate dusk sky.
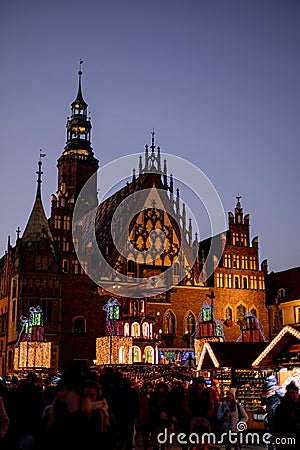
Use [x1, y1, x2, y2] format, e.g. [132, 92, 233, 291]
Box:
[1, 0, 299, 273]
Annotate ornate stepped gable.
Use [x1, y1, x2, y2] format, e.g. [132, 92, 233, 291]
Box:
[94, 170, 197, 282]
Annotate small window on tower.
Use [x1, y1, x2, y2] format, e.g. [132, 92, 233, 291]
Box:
[62, 260, 69, 273]
[72, 316, 86, 334]
[54, 215, 61, 229]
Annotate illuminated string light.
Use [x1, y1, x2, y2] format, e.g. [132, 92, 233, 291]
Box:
[252, 325, 300, 367]
[95, 336, 133, 364]
[197, 342, 220, 371]
[14, 342, 51, 369]
[14, 305, 51, 370]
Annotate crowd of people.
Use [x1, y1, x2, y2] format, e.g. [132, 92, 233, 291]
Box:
[0, 367, 298, 450]
[261, 375, 300, 450]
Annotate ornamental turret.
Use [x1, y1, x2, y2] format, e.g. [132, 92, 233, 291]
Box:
[64, 61, 93, 156]
[56, 62, 99, 202]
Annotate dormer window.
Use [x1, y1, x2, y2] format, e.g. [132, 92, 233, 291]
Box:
[277, 288, 286, 299]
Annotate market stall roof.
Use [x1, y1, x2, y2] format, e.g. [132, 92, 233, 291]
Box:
[252, 325, 300, 368]
[197, 342, 268, 371]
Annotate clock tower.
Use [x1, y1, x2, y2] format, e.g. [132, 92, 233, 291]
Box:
[56, 64, 99, 203]
[50, 65, 99, 273]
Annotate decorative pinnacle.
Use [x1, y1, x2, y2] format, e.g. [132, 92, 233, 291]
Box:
[151, 129, 156, 151]
[79, 59, 83, 76]
[236, 193, 241, 204]
[74, 60, 86, 105]
[36, 150, 46, 196]
[16, 226, 21, 240]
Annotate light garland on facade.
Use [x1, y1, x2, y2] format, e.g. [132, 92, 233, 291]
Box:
[252, 325, 300, 367]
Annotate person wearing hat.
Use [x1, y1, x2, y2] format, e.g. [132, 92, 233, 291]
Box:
[217, 388, 248, 450]
[261, 374, 283, 449]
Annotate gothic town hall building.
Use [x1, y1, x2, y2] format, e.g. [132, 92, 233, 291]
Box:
[0, 71, 269, 375]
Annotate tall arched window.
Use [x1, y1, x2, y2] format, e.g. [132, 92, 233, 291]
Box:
[142, 322, 149, 338]
[234, 276, 240, 289]
[124, 322, 130, 337]
[129, 346, 141, 363]
[225, 306, 233, 321]
[164, 310, 176, 334]
[184, 311, 196, 334]
[133, 300, 139, 317]
[123, 300, 130, 315]
[143, 346, 154, 364]
[236, 304, 246, 324]
[131, 322, 140, 337]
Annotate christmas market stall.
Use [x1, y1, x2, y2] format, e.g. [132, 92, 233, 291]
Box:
[252, 325, 300, 389]
[197, 341, 269, 429]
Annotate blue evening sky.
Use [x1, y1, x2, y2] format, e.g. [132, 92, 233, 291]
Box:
[0, 0, 299, 273]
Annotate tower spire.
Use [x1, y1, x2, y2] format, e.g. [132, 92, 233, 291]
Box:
[75, 59, 85, 104]
[22, 157, 54, 247]
[36, 150, 46, 198]
[63, 63, 93, 156]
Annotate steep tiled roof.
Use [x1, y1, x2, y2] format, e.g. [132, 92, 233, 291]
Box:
[22, 192, 54, 250]
[266, 267, 300, 305]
